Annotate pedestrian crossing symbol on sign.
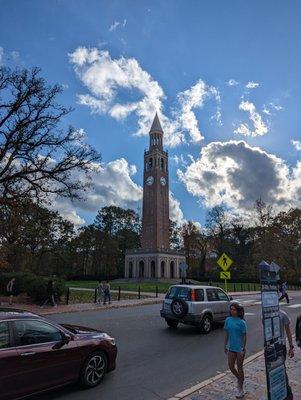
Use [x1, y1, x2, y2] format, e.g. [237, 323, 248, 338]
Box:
[220, 271, 231, 279]
[217, 253, 233, 271]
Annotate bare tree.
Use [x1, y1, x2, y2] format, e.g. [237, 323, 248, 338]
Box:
[0, 67, 100, 204]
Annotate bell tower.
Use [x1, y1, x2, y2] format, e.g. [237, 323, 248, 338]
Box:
[124, 113, 185, 279]
[141, 113, 169, 249]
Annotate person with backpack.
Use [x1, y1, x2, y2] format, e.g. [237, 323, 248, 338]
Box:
[41, 280, 57, 307]
[6, 278, 16, 305]
[279, 281, 290, 304]
[103, 280, 111, 305]
[224, 302, 247, 399]
[296, 315, 301, 349]
[96, 281, 104, 304]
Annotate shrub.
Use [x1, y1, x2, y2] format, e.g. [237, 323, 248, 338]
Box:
[0, 272, 66, 303]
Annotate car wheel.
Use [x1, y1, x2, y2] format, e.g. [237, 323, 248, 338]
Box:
[80, 351, 108, 388]
[199, 315, 212, 334]
[171, 299, 188, 318]
[166, 319, 179, 328]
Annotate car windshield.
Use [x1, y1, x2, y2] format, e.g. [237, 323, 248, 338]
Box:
[166, 287, 190, 300]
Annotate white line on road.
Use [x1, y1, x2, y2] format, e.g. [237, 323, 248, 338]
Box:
[286, 304, 301, 308]
[245, 312, 256, 316]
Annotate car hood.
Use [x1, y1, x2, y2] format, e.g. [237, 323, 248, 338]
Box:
[60, 323, 102, 335]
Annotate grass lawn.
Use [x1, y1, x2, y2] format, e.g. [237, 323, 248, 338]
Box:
[66, 280, 261, 294]
[67, 288, 150, 304]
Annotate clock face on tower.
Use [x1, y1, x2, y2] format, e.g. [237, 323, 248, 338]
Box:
[146, 176, 154, 186]
[160, 177, 166, 186]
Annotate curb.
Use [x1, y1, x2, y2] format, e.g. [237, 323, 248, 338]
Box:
[2, 298, 163, 316]
[168, 350, 264, 400]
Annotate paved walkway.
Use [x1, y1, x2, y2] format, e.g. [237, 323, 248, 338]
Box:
[0, 296, 163, 315]
[171, 350, 301, 400]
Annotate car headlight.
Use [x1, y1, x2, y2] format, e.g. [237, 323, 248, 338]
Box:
[95, 332, 116, 346]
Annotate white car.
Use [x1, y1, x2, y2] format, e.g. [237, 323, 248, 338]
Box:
[160, 285, 233, 333]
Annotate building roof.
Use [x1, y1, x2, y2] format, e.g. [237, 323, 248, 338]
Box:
[150, 112, 163, 134]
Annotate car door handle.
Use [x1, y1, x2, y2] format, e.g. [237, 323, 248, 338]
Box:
[20, 351, 36, 356]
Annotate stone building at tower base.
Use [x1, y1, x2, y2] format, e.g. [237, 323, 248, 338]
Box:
[125, 248, 186, 279]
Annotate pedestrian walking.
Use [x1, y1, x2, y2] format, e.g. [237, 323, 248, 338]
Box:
[279, 281, 290, 303]
[41, 279, 57, 307]
[6, 278, 16, 305]
[224, 302, 247, 399]
[296, 314, 301, 349]
[103, 280, 111, 305]
[279, 309, 294, 399]
[96, 280, 104, 304]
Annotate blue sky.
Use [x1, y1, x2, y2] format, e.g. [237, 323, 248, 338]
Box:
[1, 0, 301, 226]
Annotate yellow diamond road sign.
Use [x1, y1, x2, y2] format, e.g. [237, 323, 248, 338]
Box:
[217, 253, 233, 271]
[220, 271, 231, 280]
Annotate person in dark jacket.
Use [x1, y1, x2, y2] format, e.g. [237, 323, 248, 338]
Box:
[6, 278, 16, 305]
[41, 280, 57, 307]
[296, 315, 301, 349]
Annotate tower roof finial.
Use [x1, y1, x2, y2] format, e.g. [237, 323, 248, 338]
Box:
[150, 112, 163, 134]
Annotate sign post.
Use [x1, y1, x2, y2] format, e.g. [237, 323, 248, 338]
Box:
[217, 252, 233, 292]
[259, 260, 288, 400]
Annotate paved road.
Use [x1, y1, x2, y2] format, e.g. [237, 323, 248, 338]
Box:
[35, 292, 301, 400]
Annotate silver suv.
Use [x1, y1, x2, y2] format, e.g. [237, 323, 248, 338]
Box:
[160, 285, 233, 333]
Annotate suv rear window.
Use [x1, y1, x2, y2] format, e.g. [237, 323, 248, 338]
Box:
[195, 289, 204, 301]
[166, 287, 190, 301]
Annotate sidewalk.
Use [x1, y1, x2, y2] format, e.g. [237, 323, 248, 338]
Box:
[0, 296, 163, 315]
[171, 351, 301, 400]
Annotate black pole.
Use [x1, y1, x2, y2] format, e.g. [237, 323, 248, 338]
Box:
[234, 283, 236, 292]
[138, 286, 141, 299]
[66, 288, 70, 305]
[94, 288, 97, 303]
[118, 286, 121, 301]
[248, 283, 251, 292]
[156, 286, 158, 298]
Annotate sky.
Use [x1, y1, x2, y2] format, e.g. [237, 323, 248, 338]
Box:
[1, 0, 301, 227]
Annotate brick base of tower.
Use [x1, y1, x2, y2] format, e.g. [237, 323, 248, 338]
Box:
[125, 249, 185, 279]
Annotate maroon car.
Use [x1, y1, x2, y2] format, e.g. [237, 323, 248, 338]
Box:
[0, 308, 117, 400]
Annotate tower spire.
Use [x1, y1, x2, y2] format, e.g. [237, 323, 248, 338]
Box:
[150, 112, 163, 134]
[149, 112, 163, 149]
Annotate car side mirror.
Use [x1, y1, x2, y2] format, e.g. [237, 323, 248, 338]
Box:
[62, 333, 71, 344]
[229, 296, 233, 301]
[53, 333, 71, 350]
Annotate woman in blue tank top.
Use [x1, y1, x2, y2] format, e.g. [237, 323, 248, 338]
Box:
[224, 302, 247, 398]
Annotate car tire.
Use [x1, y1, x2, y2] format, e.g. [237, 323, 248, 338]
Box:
[166, 319, 179, 328]
[171, 299, 188, 318]
[80, 351, 108, 388]
[199, 315, 212, 334]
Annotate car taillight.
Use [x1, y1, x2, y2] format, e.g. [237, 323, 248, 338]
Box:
[190, 289, 196, 302]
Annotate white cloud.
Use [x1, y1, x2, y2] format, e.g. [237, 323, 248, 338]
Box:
[10, 51, 19, 61]
[227, 79, 239, 86]
[234, 100, 268, 137]
[178, 140, 298, 217]
[109, 21, 120, 31]
[245, 81, 259, 89]
[109, 19, 127, 32]
[69, 47, 221, 147]
[52, 157, 185, 226]
[169, 193, 185, 226]
[176, 79, 221, 142]
[292, 140, 301, 151]
[269, 102, 283, 111]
